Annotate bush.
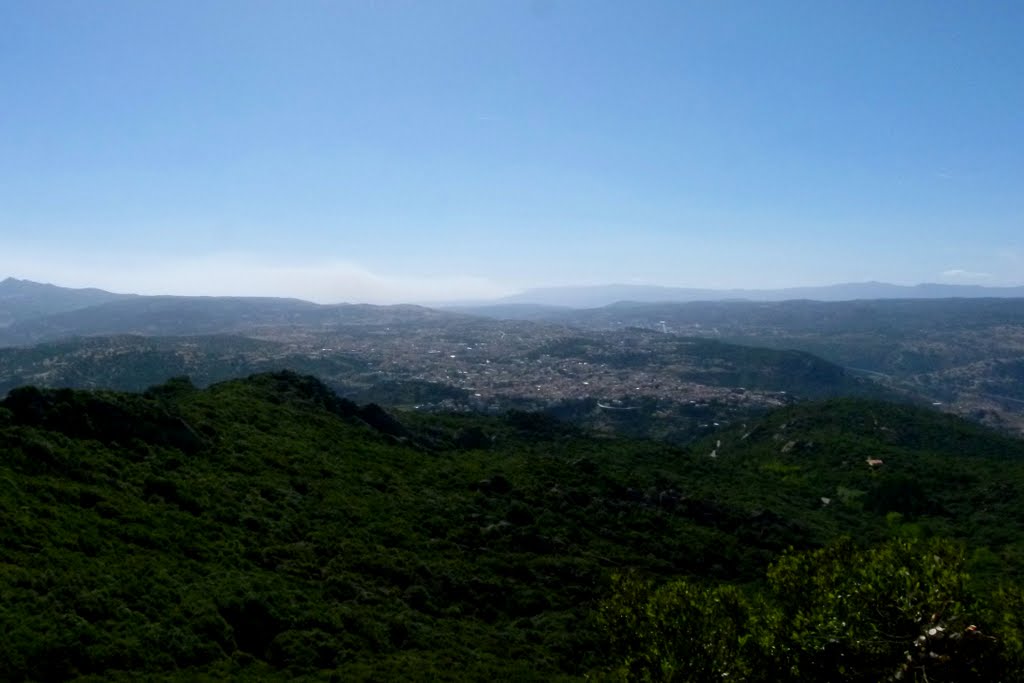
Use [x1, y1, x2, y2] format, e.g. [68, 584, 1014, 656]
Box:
[599, 538, 1015, 682]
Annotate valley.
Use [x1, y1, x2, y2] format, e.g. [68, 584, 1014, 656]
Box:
[5, 279, 1023, 440]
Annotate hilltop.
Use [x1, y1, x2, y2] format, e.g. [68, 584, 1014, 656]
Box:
[0, 277, 133, 328]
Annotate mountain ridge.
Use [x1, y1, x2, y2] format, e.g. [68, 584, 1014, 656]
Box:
[0, 276, 134, 327]
[0, 290, 466, 347]
[486, 281, 1024, 308]
[8, 277, 1024, 318]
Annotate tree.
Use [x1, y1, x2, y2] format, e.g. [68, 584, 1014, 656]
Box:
[598, 538, 1014, 682]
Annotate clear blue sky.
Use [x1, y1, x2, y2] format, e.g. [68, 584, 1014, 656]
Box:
[2, 1, 1022, 302]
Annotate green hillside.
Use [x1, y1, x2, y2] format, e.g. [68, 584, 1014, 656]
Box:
[2, 373, 1024, 680]
[0, 335, 371, 396]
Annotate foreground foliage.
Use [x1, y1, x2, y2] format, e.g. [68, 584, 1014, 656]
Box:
[601, 538, 1024, 682]
[2, 372, 1024, 679]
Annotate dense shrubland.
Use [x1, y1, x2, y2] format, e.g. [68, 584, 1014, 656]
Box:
[2, 372, 1024, 680]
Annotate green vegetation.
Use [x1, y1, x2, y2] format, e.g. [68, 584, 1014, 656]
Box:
[0, 335, 370, 396]
[2, 372, 1024, 679]
[601, 538, 1024, 681]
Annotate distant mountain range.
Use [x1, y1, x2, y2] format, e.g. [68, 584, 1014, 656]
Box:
[0, 278, 462, 347]
[0, 277, 134, 327]
[487, 281, 1024, 308]
[7, 278, 1024, 329]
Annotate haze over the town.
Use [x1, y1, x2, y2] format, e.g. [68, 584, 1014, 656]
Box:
[2, 1, 1022, 303]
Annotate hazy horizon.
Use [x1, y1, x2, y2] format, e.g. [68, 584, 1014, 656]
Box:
[8, 272, 1024, 308]
[3, 2, 1022, 303]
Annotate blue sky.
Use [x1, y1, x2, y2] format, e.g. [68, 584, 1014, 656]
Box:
[1, 1, 1021, 302]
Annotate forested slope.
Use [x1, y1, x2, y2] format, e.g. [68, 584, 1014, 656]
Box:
[3, 373, 1024, 680]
